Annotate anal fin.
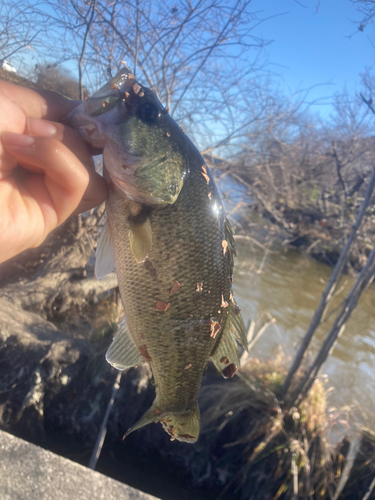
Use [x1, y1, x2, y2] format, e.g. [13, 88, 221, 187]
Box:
[106, 320, 145, 370]
[95, 220, 115, 279]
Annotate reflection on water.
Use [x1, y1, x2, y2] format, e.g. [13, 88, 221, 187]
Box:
[233, 239, 375, 413]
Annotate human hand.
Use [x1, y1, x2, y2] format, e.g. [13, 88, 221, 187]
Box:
[0, 80, 108, 264]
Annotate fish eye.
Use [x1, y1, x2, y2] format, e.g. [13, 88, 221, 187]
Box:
[139, 102, 160, 123]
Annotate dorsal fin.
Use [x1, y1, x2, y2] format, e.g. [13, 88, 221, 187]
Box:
[223, 218, 248, 351]
[228, 298, 248, 352]
[224, 217, 236, 274]
[210, 320, 240, 378]
[106, 320, 145, 370]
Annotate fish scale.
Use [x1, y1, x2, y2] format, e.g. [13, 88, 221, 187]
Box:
[67, 64, 247, 442]
[107, 164, 229, 413]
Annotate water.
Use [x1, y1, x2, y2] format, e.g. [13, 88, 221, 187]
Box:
[213, 170, 375, 415]
[233, 239, 375, 414]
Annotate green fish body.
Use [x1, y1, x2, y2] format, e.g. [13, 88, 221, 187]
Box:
[68, 65, 247, 443]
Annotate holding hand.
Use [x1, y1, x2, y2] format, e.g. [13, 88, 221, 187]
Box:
[0, 80, 108, 264]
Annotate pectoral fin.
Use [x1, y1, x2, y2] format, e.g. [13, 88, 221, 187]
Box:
[95, 221, 116, 279]
[106, 320, 144, 370]
[129, 216, 152, 263]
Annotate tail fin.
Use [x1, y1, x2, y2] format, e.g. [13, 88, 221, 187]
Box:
[160, 405, 200, 443]
[125, 399, 200, 443]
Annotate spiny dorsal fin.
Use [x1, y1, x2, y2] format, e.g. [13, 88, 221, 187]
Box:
[224, 217, 236, 254]
[95, 221, 115, 279]
[106, 320, 145, 370]
[129, 216, 152, 263]
[224, 217, 236, 273]
[210, 321, 240, 378]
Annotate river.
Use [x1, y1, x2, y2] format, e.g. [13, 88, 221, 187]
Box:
[233, 236, 375, 416]
[214, 170, 375, 417]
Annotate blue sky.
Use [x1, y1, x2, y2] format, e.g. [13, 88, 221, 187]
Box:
[250, 0, 374, 116]
[7, 0, 374, 121]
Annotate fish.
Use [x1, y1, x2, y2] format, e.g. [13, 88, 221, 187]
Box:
[67, 64, 247, 443]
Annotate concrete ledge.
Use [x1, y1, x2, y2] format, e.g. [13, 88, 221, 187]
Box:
[0, 430, 160, 500]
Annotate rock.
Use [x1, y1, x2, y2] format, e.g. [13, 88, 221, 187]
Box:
[0, 429, 159, 500]
[0, 296, 153, 454]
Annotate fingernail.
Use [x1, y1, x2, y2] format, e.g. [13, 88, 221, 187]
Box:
[27, 117, 57, 137]
[2, 132, 35, 147]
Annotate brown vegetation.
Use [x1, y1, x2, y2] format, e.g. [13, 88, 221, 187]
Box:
[1, 1, 375, 498]
[224, 73, 375, 273]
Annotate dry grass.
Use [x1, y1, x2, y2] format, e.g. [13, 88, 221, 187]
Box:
[200, 353, 346, 499]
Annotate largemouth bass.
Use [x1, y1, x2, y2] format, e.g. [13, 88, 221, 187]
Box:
[68, 64, 247, 443]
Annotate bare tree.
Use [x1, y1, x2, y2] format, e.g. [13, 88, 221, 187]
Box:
[30, 0, 273, 151]
[350, 0, 375, 31]
[0, 2, 45, 64]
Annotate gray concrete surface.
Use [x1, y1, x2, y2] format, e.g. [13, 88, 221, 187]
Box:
[0, 430, 160, 500]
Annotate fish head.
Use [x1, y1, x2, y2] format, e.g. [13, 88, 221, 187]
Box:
[67, 65, 189, 205]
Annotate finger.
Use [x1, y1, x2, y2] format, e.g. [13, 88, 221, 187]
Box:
[26, 118, 93, 166]
[0, 83, 81, 174]
[26, 117, 103, 159]
[0, 80, 79, 123]
[26, 118, 108, 212]
[2, 133, 90, 225]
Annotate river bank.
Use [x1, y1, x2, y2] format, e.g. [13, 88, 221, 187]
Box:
[1, 297, 374, 500]
[1, 221, 375, 498]
[211, 162, 375, 276]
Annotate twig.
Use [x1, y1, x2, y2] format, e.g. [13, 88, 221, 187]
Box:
[133, 0, 139, 78]
[306, 239, 321, 254]
[171, 0, 246, 115]
[292, 452, 298, 500]
[240, 317, 276, 366]
[248, 318, 276, 352]
[256, 248, 269, 274]
[360, 93, 375, 116]
[362, 475, 375, 500]
[281, 167, 375, 398]
[78, 0, 96, 100]
[88, 371, 122, 470]
[233, 234, 277, 254]
[68, 273, 118, 297]
[290, 242, 375, 408]
[333, 434, 362, 500]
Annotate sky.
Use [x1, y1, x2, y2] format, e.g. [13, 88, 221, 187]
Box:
[5, 0, 374, 121]
[249, 0, 375, 117]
